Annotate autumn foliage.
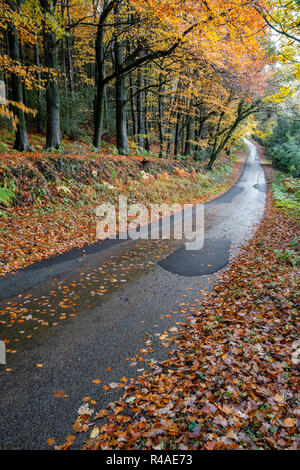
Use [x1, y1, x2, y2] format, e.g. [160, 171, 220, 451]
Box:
[0, 0, 275, 164]
[57, 164, 299, 451]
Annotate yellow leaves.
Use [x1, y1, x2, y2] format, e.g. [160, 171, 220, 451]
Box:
[90, 427, 99, 439]
[250, 391, 258, 402]
[36, 363, 44, 368]
[265, 87, 296, 104]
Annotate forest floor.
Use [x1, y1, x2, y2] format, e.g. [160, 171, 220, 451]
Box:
[0, 131, 247, 277]
[54, 145, 299, 451]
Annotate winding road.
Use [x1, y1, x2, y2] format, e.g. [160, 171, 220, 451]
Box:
[0, 139, 266, 449]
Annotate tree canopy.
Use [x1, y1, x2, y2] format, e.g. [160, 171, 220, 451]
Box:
[0, 0, 298, 166]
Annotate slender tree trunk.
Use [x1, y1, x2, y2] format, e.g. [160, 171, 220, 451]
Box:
[184, 116, 193, 156]
[129, 71, 137, 142]
[114, 4, 129, 154]
[158, 75, 164, 157]
[93, 27, 105, 148]
[40, 0, 60, 149]
[93, 0, 113, 149]
[34, 40, 43, 134]
[174, 113, 181, 156]
[207, 112, 224, 170]
[136, 70, 144, 148]
[7, 5, 31, 151]
[143, 80, 150, 151]
[66, 0, 75, 95]
[19, 42, 28, 109]
[165, 109, 176, 157]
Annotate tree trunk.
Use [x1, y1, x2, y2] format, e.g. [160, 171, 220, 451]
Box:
[158, 75, 164, 157]
[19, 42, 28, 110]
[34, 40, 43, 134]
[66, 0, 75, 95]
[136, 70, 144, 148]
[129, 71, 137, 142]
[93, 0, 114, 149]
[93, 24, 105, 149]
[7, 5, 31, 151]
[114, 5, 129, 155]
[184, 117, 192, 156]
[174, 113, 181, 156]
[40, 0, 60, 149]
[143, 79, 150, 151]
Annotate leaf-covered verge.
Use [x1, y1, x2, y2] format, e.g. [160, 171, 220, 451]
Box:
[54, 164, 299, 451]
[0, 143, 245, 277]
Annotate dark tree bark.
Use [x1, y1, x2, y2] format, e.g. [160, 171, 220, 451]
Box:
[183, 116, 191, 156]
[129, 70, 137, 142]
[143, 79, 150, 151]
[165, 108, 177, 157]
[7, 0, 31, 151]
[158, 75, 164, 157]
[19, 42, 28, 110]
[92, 6, 195, 150]
[40, 0, 61, 149]
[93, 0, 116, 149]
[114, 3, 129, 154]
[34, 40, 44, 134]
[174, 112, 190, 156]
[66, 0, 75, 95]
[174, 113, 181, 156]
[136, 70, 144, 148]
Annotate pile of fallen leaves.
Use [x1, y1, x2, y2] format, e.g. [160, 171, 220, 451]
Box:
[58, 167, 299, 450]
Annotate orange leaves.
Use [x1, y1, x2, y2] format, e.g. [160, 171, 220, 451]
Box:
[47, 437, 55, 447]
[174, 167, 190, 178]
[58, 435, 75, 450]
[54, 389, 68, 399]
[283, 418, 296, 428]
[94, 409, 109, 420]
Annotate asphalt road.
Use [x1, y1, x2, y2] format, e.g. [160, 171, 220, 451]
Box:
[0, 139, 266, 449]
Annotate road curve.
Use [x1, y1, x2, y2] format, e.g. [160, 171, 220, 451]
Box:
[0, 139, 266, 449]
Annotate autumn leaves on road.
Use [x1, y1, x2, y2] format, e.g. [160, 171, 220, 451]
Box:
[55, 167, 299, 451]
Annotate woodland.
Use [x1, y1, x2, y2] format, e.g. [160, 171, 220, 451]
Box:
[0, 0, 298, 170]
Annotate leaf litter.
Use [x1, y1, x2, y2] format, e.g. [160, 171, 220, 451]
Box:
[54, 167, 299, 450]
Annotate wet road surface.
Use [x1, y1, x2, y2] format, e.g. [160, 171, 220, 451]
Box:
[0, 140, 266, 449]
